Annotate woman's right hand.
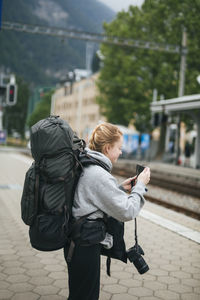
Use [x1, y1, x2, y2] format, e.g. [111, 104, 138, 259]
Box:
[137, 167, 150, 185]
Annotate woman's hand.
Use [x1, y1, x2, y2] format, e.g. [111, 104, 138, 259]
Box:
[137, 167, 150, 185]
[121, 176, 137, 193]
[121, 167, 150, 192]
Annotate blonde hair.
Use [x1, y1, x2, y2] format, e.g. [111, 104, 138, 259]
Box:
[89, 122, 123, 153]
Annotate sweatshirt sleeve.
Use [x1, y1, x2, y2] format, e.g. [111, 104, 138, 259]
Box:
[87, 167, 146, 222]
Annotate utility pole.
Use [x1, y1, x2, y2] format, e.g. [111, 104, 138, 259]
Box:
[175, 27, 187, 165]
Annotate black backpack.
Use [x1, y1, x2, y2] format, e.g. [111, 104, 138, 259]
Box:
[21, 115, 128, 273]
[21, 116, 86, 251]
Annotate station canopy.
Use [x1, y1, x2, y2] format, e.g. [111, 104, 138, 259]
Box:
[151, 94, 200, 113]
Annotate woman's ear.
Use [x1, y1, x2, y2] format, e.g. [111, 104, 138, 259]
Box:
[103, 144, 110, 154]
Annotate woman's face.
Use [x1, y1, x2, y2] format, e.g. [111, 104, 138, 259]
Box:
[104, 135, 123, 163]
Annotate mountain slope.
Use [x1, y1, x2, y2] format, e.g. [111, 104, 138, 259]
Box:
[0, 0, 115, 85]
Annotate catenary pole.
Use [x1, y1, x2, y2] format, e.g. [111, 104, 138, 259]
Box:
[176, 27, 187, 165]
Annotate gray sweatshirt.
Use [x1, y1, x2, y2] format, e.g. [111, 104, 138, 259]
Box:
[73, 148, 147, 222]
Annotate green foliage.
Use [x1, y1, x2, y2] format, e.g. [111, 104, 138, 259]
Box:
[3, 77, 30, 138]
[97, 0, 200, 131]
[27, 90, 54, 127]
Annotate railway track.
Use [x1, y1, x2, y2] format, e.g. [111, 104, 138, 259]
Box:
[113, 163, 200, 221]
[144, 194, 200, 221]
[113, 162, 200, 198]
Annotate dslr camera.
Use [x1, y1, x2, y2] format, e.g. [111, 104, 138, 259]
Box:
[127, 244, 149, 274]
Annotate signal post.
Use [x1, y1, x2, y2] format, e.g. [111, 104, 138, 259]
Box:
[0, 73, 17, 143]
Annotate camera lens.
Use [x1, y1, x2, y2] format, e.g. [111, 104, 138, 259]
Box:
[134, 256, 149, 274]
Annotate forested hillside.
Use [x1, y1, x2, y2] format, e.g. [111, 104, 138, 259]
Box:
[0, 0, 115, 85]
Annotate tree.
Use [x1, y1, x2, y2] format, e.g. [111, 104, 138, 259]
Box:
[3, 77, 30, 138]
[97, 0, 200, 133]
[27, 90, 54, 128]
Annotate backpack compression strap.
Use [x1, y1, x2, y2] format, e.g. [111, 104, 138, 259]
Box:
[34, 164, 40, 216]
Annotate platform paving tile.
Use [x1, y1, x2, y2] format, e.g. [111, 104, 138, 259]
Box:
[39, 258, 60, 265]
[194, 286, 200, 293]
[15, 250, 34, 257]
[193, 273, 200, 279]
[44, 264, 65, 272]
[1, 255, 20, 262]
[128, 286, 153, 297]
[29, 276, 54, 286]
[181, 294, 200, 300]
[0, 280, 9, 289]
[157, 275, 180, 284]
[0, 274, 7, 281]
[2, 261, 22, 268]
[118, 278, 142, 288]
[0, 289, 13, 299]
[6, 274, 30, 283]
[3, 267, 26, 275]
[100, 275, 118, 285]
[170, 270, 192, 279]
[58, 288, 69, 297]
[181, 278, 200, 287]
[159, 263, 180, 271]
[11, 292, 39, 300]
[143, 280, 167, 291]
[53, 279, 68, 289]
[155, 290, 180, 299]
[48, 271, 67, 280]
[22, 262, 46, 270]
[111, 293, 138, 300]
[168, 283, 193, 293]
[111, 271, 132, 280]
[1, 154, 200, 300]
[39, 296, 65, 300]
[139, 298, 163, 300]
[33, 284, 59, 295]
[147, 268, 169, 276]
[19, 256, 39, 263]
[8, 282, 34, 293]
[103, 283, 127, 294]
[99, 290, 111, 300]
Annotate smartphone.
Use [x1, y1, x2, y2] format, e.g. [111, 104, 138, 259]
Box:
[131, 164, 145, 187]
[136, 164, 145, 176]
[131, 165, 145, 187]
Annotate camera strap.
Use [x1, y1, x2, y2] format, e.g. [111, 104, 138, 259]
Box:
[134, 218, 138, 246]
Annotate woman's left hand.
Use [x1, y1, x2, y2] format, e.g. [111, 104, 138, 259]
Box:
[121, 176, 137, 192]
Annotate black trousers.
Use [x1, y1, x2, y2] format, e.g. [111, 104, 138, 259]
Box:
[64, 243, 102, 300]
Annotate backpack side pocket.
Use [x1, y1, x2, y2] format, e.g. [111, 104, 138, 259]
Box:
[21, 163, 36, 225]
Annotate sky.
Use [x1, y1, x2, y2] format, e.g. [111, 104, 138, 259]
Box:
[99, 0, 144, 12]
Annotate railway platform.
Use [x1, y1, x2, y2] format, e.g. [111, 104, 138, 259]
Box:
[0, 151, 200, 300]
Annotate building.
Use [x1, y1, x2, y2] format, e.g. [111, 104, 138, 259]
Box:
[151, 94, 200, 168]
[51, 73, 105, 141]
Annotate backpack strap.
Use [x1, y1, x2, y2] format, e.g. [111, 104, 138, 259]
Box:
[66, 153, 110, 264]
[66, 211, 95, 263]
[80, 152, 110, 173]
[102, 213, 112, 276]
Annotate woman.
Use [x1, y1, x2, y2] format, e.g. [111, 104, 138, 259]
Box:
[64, 122, 150, 300]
